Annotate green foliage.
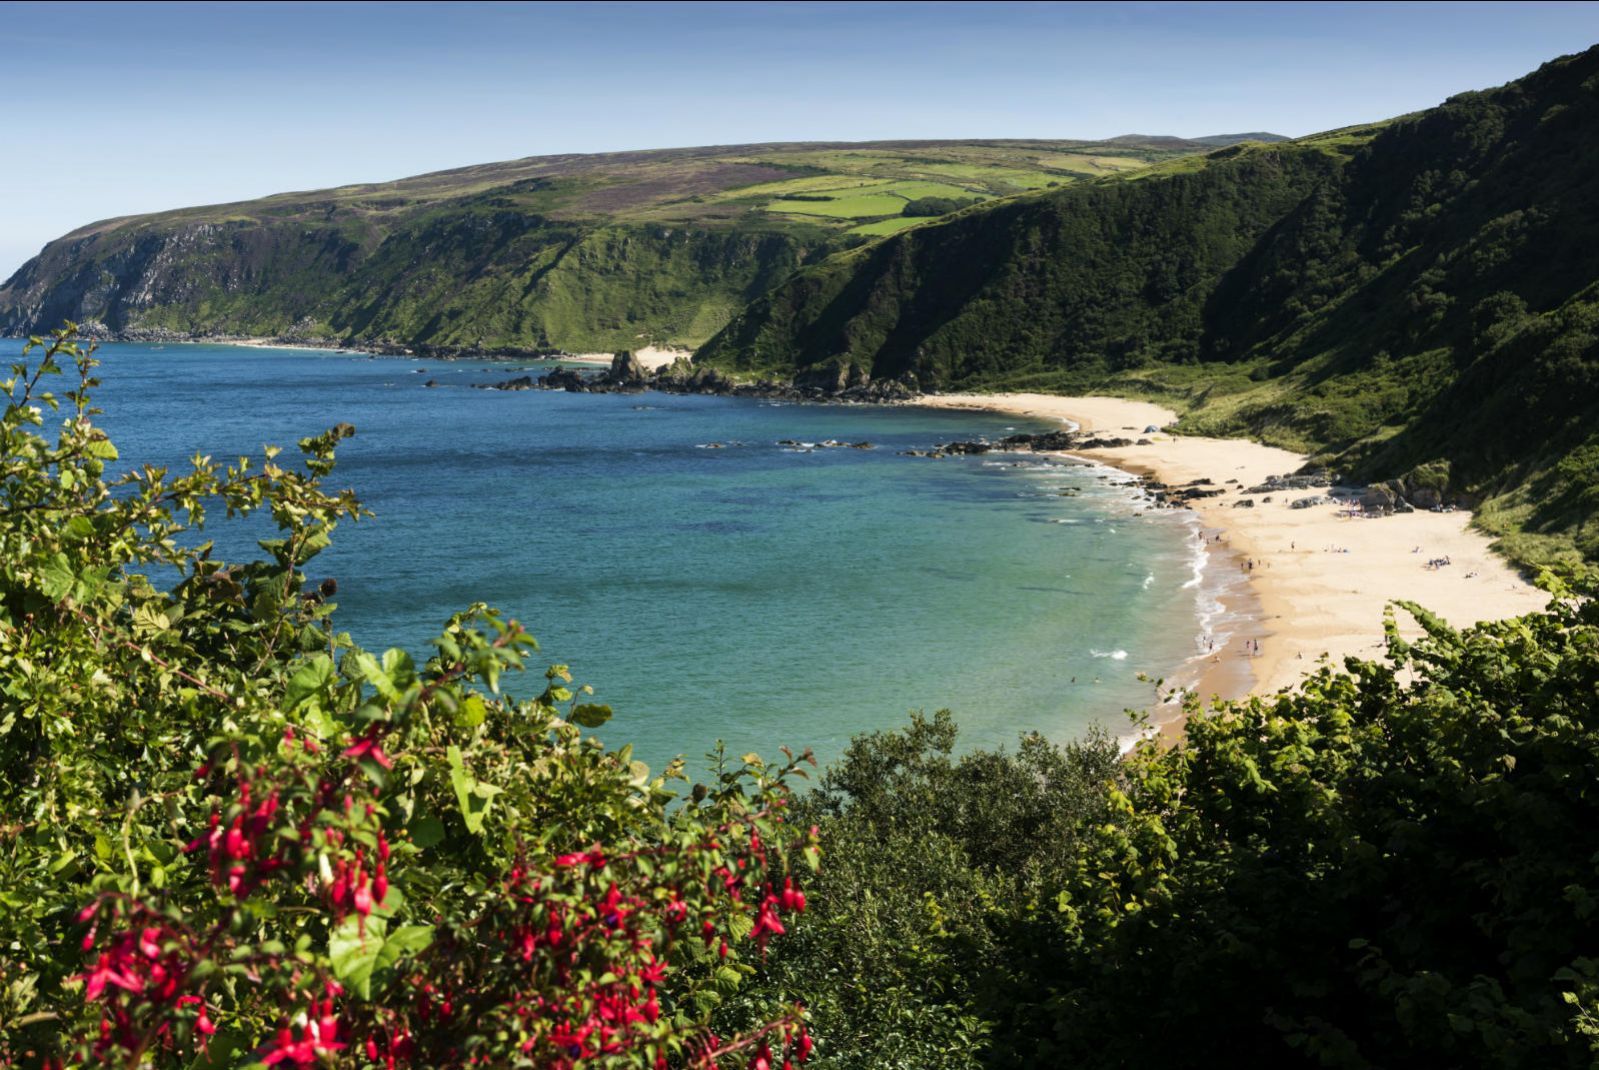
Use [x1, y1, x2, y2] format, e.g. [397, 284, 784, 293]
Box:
[727, 712, 1121, 1070]
[0, 327, 815, 1068]
[0, 141, 1206, 354]
[744, 574, 1599, 1069]
[1033, 581, 1599, 1068]
[700, 46, 1599, 565]
[898, 197, 980, 218]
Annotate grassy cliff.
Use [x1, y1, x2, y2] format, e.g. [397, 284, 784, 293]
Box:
[0, 138, 1228, 353]
[698, 47, 1599, 566]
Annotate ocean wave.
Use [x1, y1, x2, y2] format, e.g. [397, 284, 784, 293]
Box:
[1091, 648, 1129, 660]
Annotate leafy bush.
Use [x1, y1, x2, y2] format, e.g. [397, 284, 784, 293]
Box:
[0, 328, 817, 1069]
[898, 198, 979, 218]
[760, 587, 1599, 1068]
[730, 713, 1121, 1070]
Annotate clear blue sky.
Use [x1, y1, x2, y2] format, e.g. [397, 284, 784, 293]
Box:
[3, 0, 1598, 278]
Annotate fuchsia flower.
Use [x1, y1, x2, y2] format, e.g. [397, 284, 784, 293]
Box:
[342, 730, 393, 770]
[752, 895, 787, 951]
[261, 1001, 344, 1066]
[176, 995, 216, 1037]
[80, 950, 141, 1001]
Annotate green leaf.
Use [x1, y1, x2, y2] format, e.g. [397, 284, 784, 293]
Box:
[447, 746, 487, 834]
[374, 924, 434, 971]
[38, 552, 76, 601]
[571, 703, 613, 728]
[353, 652, 401, 702]
[457, 693, 487, 728]
[328, 915, 388, 999]
[408, 812, 446, 849]
[285, 654, 335, 712]
[62, 515, 96, 541]
[380, 648, 416, 691]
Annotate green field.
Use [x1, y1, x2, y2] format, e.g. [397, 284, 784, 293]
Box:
[767, 179, 982, 219]
[1031, 152, 1149, 174]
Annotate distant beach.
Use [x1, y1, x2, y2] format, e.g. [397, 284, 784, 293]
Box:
[559, 346, 691, 370]
[917, 393, 1551, 736]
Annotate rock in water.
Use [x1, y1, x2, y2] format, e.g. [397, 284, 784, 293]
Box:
[609, 350, 649, 383]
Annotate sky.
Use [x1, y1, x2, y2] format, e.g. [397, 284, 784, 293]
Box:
[3, 0, 1599, 278]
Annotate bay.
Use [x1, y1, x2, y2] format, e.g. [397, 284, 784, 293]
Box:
[7, 339, 1204, 770]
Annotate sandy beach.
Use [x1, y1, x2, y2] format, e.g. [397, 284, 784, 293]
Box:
[918, 392, 1550, 721]
[562, 345, 690, 370]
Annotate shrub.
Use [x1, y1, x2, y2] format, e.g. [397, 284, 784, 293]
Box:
[0, 328, 816, 1069]
[899, 198, 979, 218]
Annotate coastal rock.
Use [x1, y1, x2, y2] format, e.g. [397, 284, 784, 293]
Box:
[1359, 486, 1393, 515]
[608, 350, 650, 383]
[539, 367, 592, 392]
[687, 366, 732, 393]
[476, 375, 536, 391]
[1246, 471, 1336, 494]
[795, 363, 850, 394]
[1410, 486, 1443, 510]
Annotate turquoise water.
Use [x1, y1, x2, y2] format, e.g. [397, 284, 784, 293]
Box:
[6, 340, 1204, 770]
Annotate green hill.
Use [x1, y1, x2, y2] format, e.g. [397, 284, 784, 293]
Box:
[0, 137, 1222, 354]
[698, 47, 1599, 567]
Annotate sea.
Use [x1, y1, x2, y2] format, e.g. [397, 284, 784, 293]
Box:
[6, 339, 1219, 773]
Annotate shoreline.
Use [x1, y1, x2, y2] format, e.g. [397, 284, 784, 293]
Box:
[916, 392, 1550, 733]
[38, 332, 1550, 725]
[559, 345, 692, 371]
[72, 331, 690, 368]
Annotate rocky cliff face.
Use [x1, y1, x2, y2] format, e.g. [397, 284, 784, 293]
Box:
[0, 220, 369, 339]
[0, 210, 824, 353]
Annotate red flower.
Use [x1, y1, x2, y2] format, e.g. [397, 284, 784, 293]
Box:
[80, 951, 141, 1001]
[261, 1014, 345, 1066]
[342, 732, 393, 770]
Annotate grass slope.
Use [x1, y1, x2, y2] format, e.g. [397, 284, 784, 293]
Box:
[697, 47, 1599, 567]
[0, 137, 1230, 353]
